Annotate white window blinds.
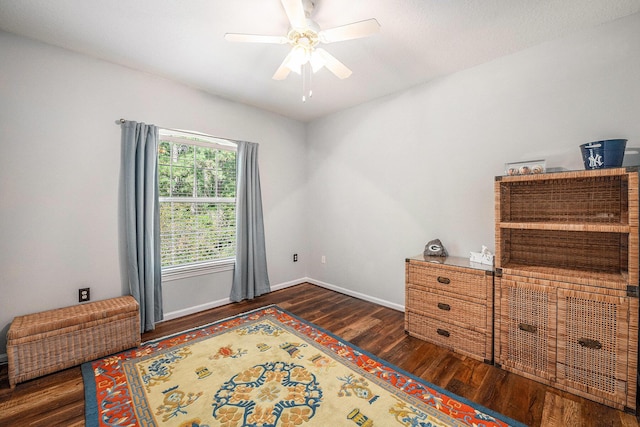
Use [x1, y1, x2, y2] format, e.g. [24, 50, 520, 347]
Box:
[158, 130, 237, 274]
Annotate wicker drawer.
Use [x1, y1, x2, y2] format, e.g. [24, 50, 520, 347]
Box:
[406, 284, 486, 331]
[407, 263, 487, 301]
[406, 311, 489, 361]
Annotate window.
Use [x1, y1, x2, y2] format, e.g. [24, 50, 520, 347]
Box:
[158, 129, 237, 280]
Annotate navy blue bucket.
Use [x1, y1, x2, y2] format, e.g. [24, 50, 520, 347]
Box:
[580, 139, 627, 170]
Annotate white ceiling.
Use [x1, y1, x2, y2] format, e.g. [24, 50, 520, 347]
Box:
[1, 0, 639, 122]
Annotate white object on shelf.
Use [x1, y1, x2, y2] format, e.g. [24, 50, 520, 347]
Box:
[504, 159, 546, 176]
[470, 245, 494, 265]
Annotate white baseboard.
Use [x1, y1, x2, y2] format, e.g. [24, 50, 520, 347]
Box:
[160, 277, 305, 322]
[161, 298, 232, 322]
[269, 277, 307, 292]
[161, 277, 404, 322]
[306, 277, 405, 312]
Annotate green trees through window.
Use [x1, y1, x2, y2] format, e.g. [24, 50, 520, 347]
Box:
[158, 132, 236, 269]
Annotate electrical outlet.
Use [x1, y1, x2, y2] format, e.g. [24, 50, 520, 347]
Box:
[321, 255, 326, 264]
[293, 253, 298, 262]
[79, 288, 90, 302]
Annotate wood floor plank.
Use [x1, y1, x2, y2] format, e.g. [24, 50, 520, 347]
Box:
[22, 400, 85, 427]
[540, 391, 581, 427]
[0, 283, 637, 426]
[444, 355, 492, 399]
[426, 351, 465, 387]
[502, 373, 546, 427]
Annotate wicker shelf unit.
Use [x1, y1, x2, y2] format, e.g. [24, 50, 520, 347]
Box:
[494, 167, 639, 412]
[405, 255, 494, 363]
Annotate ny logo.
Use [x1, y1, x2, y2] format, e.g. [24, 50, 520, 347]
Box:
[588, 150, 603, 168]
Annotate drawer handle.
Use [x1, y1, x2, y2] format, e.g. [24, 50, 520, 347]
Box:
[518, 323, 537, 333]
[578, 338, 602, 350]
[437, 276, 450, 285]
[437, 302, 451, 311]
[436, 328, 450, 337]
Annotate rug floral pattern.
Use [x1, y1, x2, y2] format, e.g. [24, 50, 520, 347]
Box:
[83, 305, 523, 427]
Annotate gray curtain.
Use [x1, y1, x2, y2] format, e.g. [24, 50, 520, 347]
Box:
[231, 141, 270, 301]
[121, 121, 163, 332]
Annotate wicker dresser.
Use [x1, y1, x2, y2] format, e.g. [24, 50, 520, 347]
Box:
[494, 168, 639, 412]
[405, 255, 494, 363]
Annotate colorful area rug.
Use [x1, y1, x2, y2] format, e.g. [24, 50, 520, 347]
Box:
[82, 305, 525, 427]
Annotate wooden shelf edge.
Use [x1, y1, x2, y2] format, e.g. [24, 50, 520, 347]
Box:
[498, 222, 630, 233]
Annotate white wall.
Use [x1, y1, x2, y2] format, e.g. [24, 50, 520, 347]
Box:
[0, 31, 308, 354]
[305, 13, 640, 307]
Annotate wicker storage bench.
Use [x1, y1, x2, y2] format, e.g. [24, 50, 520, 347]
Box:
[7, 296, 140, 388]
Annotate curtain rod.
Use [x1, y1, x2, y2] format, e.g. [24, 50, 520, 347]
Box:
[116, 118, 240, 145]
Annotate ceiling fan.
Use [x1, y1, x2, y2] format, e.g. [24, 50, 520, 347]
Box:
[225, 0, 380, 101]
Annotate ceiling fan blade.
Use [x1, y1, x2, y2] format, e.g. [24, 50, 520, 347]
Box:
[224, 33, 288, 44]
[272, 49, 296, 80]
[319, 18, 380, 43]
[280, 0, 307, 29]
[315, 48, 352, 79]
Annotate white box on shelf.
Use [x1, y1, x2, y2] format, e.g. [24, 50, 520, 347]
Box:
[470, 251, 494, 265]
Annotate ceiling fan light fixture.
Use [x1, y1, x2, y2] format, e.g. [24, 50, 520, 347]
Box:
[284, 45, 309, 73]
[226, 0, 380, 101]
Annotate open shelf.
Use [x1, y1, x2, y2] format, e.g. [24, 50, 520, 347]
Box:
[498, 228, 628, 277]
[495, 168, 638, 291]
[497, 171, 629, 225]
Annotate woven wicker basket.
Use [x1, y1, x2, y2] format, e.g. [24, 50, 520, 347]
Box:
[7, 296, 140, 387]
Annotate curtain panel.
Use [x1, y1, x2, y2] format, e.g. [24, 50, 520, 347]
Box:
[231, 140, 270, 301]
[121, 121, 163, 332]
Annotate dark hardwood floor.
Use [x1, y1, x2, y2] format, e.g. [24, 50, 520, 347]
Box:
[0, 283, 638, 426]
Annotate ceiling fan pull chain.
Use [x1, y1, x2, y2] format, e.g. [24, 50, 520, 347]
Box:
[302, 62, 312, 102]
[307, 63, 313, 99]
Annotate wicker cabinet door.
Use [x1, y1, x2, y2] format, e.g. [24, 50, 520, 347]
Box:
[556, 289, 630, 408]
[497, 276, 557, 382]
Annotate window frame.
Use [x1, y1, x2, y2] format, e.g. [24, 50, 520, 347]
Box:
[157, 129, 237, 282]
